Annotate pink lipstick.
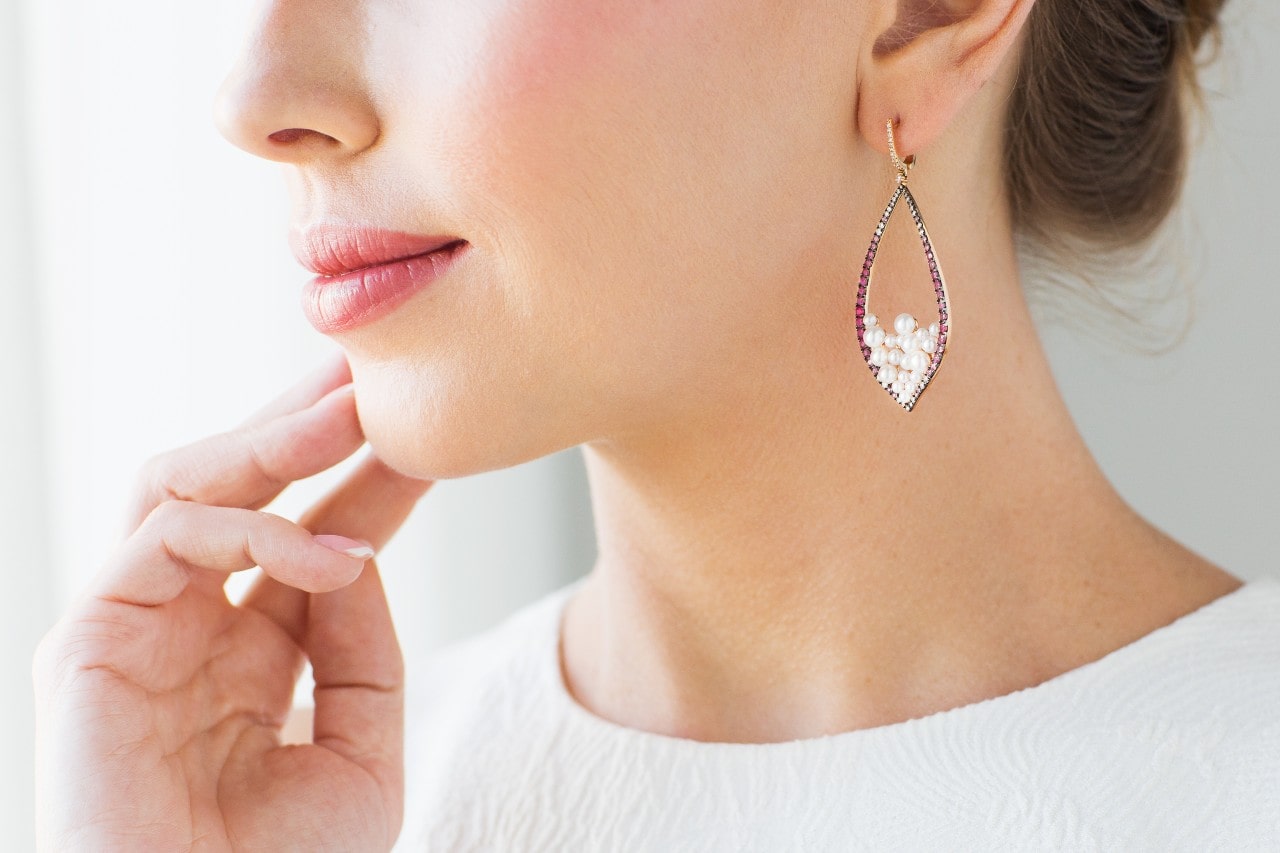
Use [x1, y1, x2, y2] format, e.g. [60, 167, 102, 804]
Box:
[291, 224, 468, 334]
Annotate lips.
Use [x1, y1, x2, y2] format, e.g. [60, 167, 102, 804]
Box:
[292, 224, 470, 334]
[289, 224, 466, 276]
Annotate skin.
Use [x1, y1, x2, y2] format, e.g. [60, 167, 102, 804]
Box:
[34, 355, 429, 848]
[35, 0, 1243, 847]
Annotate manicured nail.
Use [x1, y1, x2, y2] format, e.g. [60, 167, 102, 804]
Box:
[313, 534, 375, 559]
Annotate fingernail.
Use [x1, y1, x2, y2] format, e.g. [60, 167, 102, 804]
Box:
[313, 533, 375, 559]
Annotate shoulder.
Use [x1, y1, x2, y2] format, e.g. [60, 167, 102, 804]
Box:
[1023, 575, 1280, 833]
[1053, 574, 1280, 733]
[1148, 572, 1280, 706]
[852, 577, 1280, 846]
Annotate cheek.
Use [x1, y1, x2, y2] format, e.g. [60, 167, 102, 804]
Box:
[370, 1, 855, 461]
[444, 2, 692, 235]
[429, 5, 745, 391]
[441, 2, 823, 334]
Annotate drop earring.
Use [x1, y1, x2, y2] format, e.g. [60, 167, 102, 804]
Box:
[854, 118, 951, 412]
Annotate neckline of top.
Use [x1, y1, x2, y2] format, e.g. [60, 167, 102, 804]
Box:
[539, 573, 1277, 754]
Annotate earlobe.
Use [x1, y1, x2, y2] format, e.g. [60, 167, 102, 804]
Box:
[855, 0, 1036, 160]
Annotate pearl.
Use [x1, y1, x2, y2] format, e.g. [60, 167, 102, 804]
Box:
[891, 378, 907, 394]
[865, 313, 878, 327]
[870, 346, 888, 366]
[865, 327, 886, 347]
[928, 321, 940, 336]
[887, 349, 902, 366]
[879, 364, 898, 384]
[894, 313, 917, 336]
[920, 336, 937, 353]
[904, 351, 929, 373]
[900, 335, 920, 354]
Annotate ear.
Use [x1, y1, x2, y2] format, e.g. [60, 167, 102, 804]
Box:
[856, 0, 1036, 160]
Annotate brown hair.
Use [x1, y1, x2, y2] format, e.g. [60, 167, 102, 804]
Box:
[1004, 0, 1229, 350]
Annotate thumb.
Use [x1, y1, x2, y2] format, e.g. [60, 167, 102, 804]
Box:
[307, 555, 405, 842]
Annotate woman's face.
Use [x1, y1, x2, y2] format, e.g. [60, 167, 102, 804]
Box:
[215, 1, 872, 479]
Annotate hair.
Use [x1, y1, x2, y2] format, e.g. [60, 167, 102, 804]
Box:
[1003, 0, 1230, 352]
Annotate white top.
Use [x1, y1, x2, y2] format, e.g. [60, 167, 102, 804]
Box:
[396, 575, 1280, 851]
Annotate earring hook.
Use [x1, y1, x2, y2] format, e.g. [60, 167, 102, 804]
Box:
[886, 119, 915, 184]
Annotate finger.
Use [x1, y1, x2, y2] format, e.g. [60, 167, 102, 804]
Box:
[90, 499, 376, 608]
[307, 556, 404, 829]
[297, 450, 434, 538]
[236, 349, 353, 430]
[120, 380, 364, 536]
[241, 449, 434, 645]
[239, 570, 311, 647]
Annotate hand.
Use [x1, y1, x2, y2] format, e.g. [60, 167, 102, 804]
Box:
[32, 353, 434, 851]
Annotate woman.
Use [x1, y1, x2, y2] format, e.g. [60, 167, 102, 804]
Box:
[33, 0, 1279, 849]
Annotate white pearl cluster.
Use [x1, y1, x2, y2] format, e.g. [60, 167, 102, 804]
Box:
[864, 312, 940, 401]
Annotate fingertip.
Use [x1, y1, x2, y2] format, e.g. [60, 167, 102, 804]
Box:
[297, 555, 368, 594]
[307, 347, 352, 385]
[325, 346, 352, 375]
[319, 382, 356, 404]
[265, 533, 374, 593]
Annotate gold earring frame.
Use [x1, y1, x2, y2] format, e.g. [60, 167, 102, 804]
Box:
[853, 119, 951, 412]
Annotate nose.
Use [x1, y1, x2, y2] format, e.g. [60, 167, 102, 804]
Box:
[212, 2, 380, 164]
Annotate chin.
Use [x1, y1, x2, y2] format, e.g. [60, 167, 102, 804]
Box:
[349, 369, 562, 482]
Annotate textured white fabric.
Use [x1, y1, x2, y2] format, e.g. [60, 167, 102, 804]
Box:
[396, 575, 1280, 851]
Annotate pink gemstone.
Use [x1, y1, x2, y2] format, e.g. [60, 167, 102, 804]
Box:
[855, 306, 865, 317]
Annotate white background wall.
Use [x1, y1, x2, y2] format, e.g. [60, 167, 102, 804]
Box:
[0, 0, 55, 844]
[2, 0, 1276, 847]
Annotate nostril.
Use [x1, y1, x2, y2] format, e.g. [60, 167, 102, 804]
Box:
[268, 128, 309, 144]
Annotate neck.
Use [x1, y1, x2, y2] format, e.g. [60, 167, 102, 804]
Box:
[564, 153, 1211, 744]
